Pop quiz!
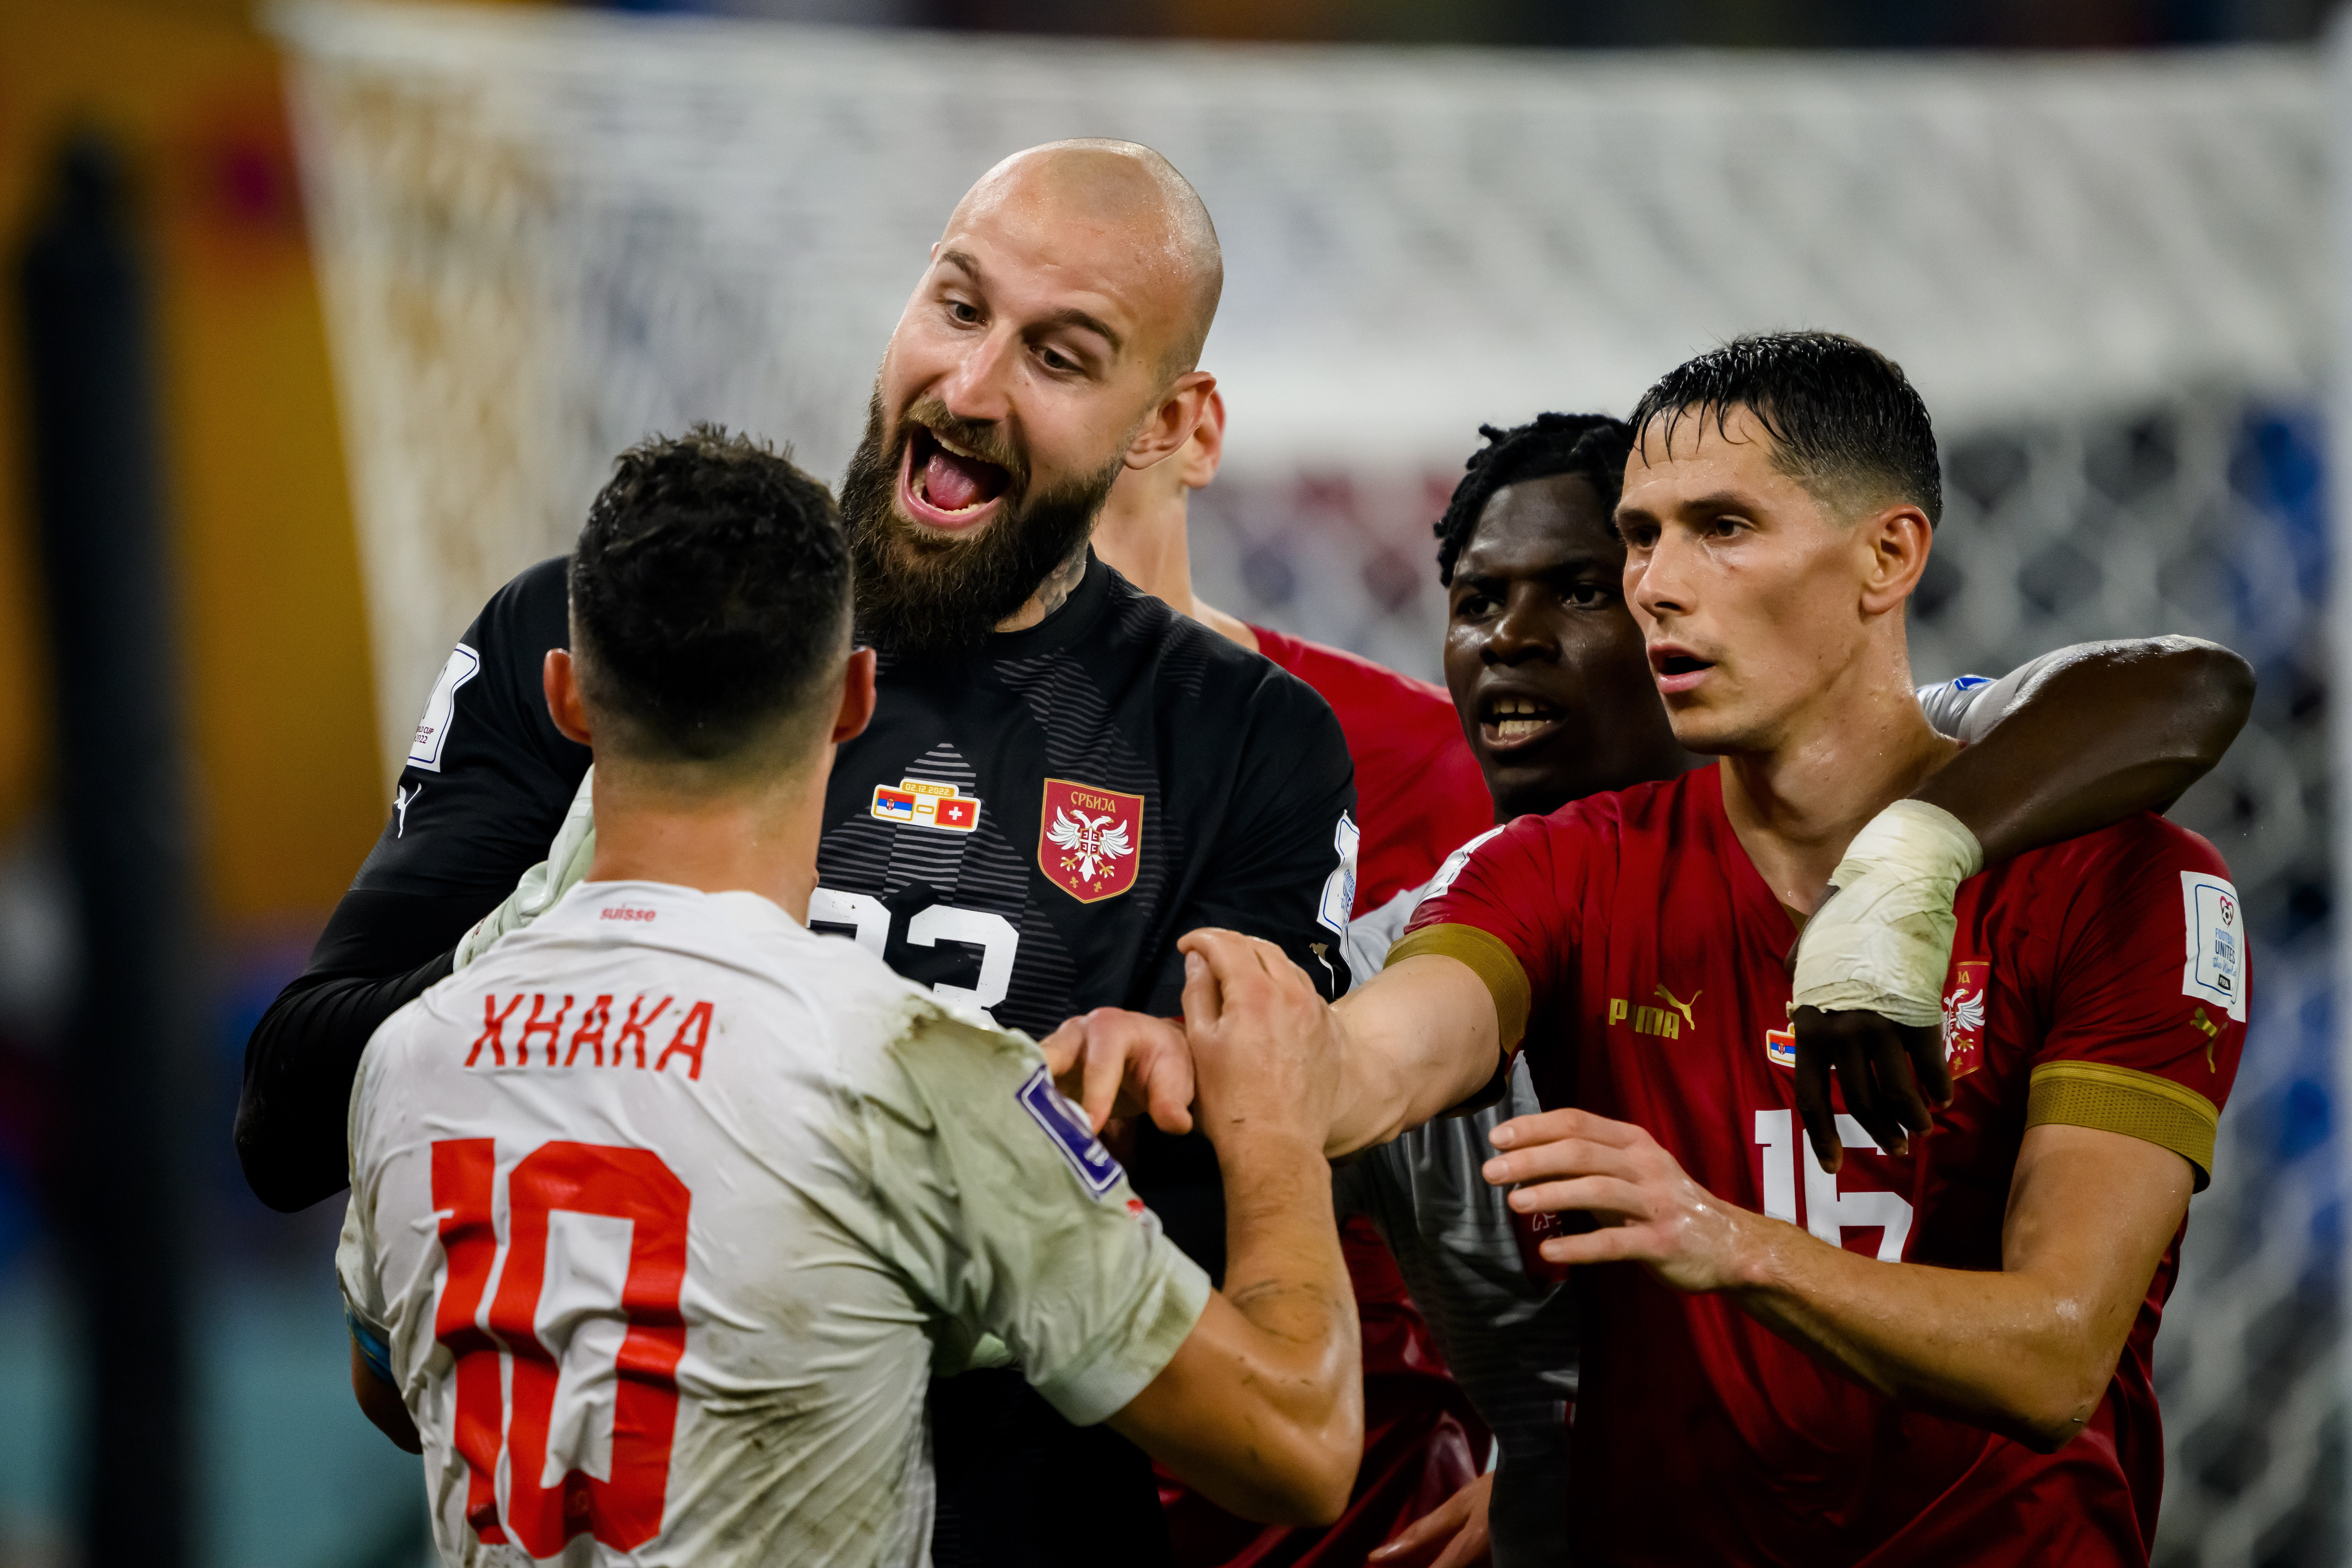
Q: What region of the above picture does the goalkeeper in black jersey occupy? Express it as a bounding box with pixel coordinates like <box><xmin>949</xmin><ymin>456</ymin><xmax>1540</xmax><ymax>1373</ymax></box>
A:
<box><xmin>238</xmin><ymin>141</ymin><xmax>1357</xmax><ymax>1565</ymax></box>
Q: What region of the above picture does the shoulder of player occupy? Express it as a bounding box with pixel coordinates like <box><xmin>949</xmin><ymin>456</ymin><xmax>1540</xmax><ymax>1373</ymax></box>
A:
<box><xmin>1254</xmin><ymin>624</ymin><xmax>1449</xmax><ymax>709</ymax></box>
<box><xmin>1258</xmin><ymin>628</ymin><xmax>1463</xmax><ymax>755</ymax></box>
<box><xmin>1499</xmin><ymin>770</ymin><xmax>1681</xmax><ymax>842</ymax></box>
<box><xmin>1425</xmin><ymin>776</ymin><xmax>1682</xmax><ymax>908</ymax></box>
<box><xmin>1090</xmin><ymin>577</ymin><xmax>1349</xmax><ymax>743</ymax></box>
<box><xmin>471</xmin><ymin>556</ymin><xmax>572</xmax><ymax>657</ymax></box>
<box><xmin>1992</xmin><ymin>809</ymin><xmax>2229</xmax><ymax>892</ymax></box>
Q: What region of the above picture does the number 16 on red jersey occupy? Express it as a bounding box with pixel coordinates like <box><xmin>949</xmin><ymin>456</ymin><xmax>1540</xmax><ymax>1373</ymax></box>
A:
<box><xmin>1754</xmin><ymin>1110</ymin><xmax>1914</xmax><ymax>1261</ymax></box>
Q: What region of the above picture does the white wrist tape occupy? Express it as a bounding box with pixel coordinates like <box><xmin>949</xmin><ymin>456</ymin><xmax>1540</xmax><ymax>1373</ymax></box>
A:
<box><xmin>1790</xmin><ymin>799</ymin><xmax>1984</xmax><ymax>1029</ymax></box>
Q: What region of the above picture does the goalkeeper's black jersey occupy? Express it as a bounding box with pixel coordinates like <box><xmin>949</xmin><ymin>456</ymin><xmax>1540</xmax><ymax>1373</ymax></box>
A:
<box><xmin>236</xmin><ymin>549</ymin><xmax>1357</xmax><ymax>1563</ymax></box>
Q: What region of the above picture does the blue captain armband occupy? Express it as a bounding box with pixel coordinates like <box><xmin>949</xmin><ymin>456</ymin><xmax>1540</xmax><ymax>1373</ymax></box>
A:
<box><xmin>345</xmin><ymin>1301</ymin><xmax>395</xmax><ymax>1387</ymax></box>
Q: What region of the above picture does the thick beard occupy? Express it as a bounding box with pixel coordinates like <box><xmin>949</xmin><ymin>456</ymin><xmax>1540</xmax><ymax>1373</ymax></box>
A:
<box><xmin>840</xmin><ymin>392</ymin><xmax>1120</xmax><ymax>656</ymax></box>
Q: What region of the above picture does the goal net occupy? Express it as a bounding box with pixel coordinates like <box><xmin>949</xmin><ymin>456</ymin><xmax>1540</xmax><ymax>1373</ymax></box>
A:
<box><xmin>277</xmin><ymin>6</ymin><xmax>2336</xmax><ymax>1559</ymax></box>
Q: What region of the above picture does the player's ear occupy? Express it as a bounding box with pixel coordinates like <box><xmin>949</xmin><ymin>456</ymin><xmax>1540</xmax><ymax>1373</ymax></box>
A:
<box><xmin>1178</xmin><ymin>387</ymin><xmax>1226</xmax><ymax>491</ymax></box>
<box><xmin>832</xmin><ymin>647</ymin><xmax>878</xmax><ymax>744</ymax></box>
<box><xmin>1857</xmin><ymin>502</ymin><xmax>1934</xmax><ymax>618</ymax></box>
<box><xmin>1125</xmin><ymin>371</ymin><xmax>1216</xmax><ymax>472</ymax></box>
<box><xmin>544</xmin><ymin>649</ymin><xmax>594</xmax><ymax>747</ymax></box>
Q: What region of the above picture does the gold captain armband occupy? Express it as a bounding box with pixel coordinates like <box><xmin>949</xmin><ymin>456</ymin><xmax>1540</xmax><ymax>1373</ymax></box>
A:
<box><xmin>1385</xmin><ymin>923</ymin><xmax>1531</xmax><ymax>1055</ymax></box>
<box><xmin>2026</xmin><ymin>1061</ymin><xmax>2221</xmax><ymax>1191</ymax></box>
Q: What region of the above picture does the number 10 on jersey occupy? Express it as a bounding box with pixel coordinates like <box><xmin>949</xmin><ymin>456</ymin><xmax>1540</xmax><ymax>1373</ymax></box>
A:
<box><xmin>431</xmin><ymin>1138</ymin><xmax>691</xmax><ymax>1553</ymax></box>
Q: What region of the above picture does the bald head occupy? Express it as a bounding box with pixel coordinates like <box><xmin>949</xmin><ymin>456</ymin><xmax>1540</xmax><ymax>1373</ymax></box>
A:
<box><xmin>948</xmin><ymin>139</ymin><xmax>1223</xmax><ymax>378</ymax></box>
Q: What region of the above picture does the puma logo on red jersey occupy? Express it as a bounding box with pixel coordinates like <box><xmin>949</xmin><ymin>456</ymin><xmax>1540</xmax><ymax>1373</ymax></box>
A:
<box><xmin>1608</xmin><ymin>985</ymin><xmax>1698</xmax><ymax>1040</ymax></box>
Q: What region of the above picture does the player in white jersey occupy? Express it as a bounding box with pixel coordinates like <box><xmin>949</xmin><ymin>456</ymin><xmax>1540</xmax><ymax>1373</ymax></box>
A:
<box><xmin>338</xmin><ymin>427</ymin><xmax>1364</xmax><ymax>1565</ymax></box>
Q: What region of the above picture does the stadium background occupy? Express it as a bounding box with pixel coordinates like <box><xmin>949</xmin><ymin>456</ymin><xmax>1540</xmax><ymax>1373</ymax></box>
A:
<box><xmin>0</xmin><ymin>0</ymin><xmax>2339</xmax><ymax>1564</ymax></box>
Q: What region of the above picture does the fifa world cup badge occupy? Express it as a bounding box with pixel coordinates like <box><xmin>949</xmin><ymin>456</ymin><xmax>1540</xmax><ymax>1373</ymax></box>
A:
<box><xmin>1038</xmin><ymin>778</ymin><xmax>1143</xmax><ymax>903</ymax></box>
<box><xmin>1941</xmin><ymin>958</ymin><xmax>1990</xmax><ymax>1078</ymax></box>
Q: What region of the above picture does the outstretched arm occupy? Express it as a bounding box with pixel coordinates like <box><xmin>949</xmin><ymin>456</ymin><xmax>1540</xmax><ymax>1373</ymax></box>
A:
<box><xmin>1482</xmin><ymin>1112</ymin><xmax>2190</xmax><ymax>1452</ymax></box>
<box><xmin>1326</xmin><ymin>956</ymin><xmax>1506</xmax><ymax>1155</ymax></box>
<box><xmin>1794</xmin><ymin>636</ymin><xmax>2252</xmax><ymax>1167</ymax></box>
<box><xmin>1047</xmin><ymin>938</ymin><xmax>1501</xmax><ymax>1158</ymax></box>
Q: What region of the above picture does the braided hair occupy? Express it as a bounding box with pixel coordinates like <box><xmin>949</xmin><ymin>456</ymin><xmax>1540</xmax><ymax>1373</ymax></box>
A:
<box><xmin>1433</xmin><ymin>413</ymin><xmax>1633</xmax><ymax>586</ymax></box>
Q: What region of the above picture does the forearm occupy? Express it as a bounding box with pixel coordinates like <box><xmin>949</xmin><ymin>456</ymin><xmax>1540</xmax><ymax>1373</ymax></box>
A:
<box><xmin>1226</xmin><ymin>1134</ymin><xmax>1359</xmax><ymax>1381</ymax></box>
<box><xmin>1723</xmin><ymin>1216</ymin><xmax>2116</xmax><ymax>1451</ymax></box>
<box><xmin>1325</xmin><ymin>957</ymin><xmax>1503</xmax><ymax>1157</ymax></box>
<box><xmin>1913</xmin><ymin>636</ymin><xmax>2252</xmax><ymax>863</ymax></box>
<box><xmin>236</xmin><ymin>950</ymin><xmax>451</xmax><ymax>1211</ymax></box>
<box><xmin>1492</xmin><ymin>1116</ymin><xmax>2187</xmax><ymax>1453</ymax></box>
<box><xmin>1113</xmin><ymin>1131</ymin><xmax>1362</xmax><ymax>1522</ymax></box>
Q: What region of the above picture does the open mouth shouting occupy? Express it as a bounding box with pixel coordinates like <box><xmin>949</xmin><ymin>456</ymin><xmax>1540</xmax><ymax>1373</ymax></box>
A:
<box><xmin>899</xmin><ymin>422</ymin><xmax>1013</xmax><ymax>531</ymax></box>
<box><xmin>1648</xmin><ymin>643</ymin><xmax>1718</xmax><ymax>696</ymax></box>
<box><xmin>1480</xmin><ymin>693</ymin><xmax>1565</xmax><ymax>753</ymax></box>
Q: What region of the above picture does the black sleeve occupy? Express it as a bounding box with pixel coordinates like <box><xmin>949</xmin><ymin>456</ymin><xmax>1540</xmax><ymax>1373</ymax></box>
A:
<box><xmin>1145</xmin><ymin>668</ymin><xmax>1358</xmax><ymax>1014</ymax></box>
<box><xmin>235</xmin><ymin>558</ymin><xmax>589</xmax><ymax>1212</ymax></box>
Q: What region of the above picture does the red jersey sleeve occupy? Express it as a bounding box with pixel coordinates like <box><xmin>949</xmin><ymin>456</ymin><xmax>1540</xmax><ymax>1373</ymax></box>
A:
<box><xmin>1387</xmin><ymin>810</ymin><xmax>1588</xmax><ymax>1056</ymax></box>
<box><xmin>2027</xmin><ymin>815</ymin><xmax>2248</xmax><ymax>1189</ymax></box>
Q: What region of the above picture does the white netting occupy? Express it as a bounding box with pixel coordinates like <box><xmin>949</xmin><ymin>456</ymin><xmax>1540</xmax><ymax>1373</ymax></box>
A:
<box><xmin>277</xmin><ymin>7</ymin><xmax>2338</xmax><ymax>1560</ymax></box>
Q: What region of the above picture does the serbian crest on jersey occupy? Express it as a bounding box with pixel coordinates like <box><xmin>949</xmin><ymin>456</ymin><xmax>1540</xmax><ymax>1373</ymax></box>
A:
<box><xmin>1941</xmin><ymin>958</ymin><xmax>1991</xmax><ymax>1079</ymax></box>
<box><xmin>1039</xmin><ymin>778</ymin><xmax>1143</xmax><ymax>903</ymax></box>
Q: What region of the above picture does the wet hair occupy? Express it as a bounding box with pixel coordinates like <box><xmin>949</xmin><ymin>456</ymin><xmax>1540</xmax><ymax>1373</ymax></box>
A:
<box><xmin>1433</xmin><ymin>413</ymin><xmax>1633</xmax><ymax>586</ymax></box>
<box><xmin>1626</xmin><ymin>331</ymin><xmax>1942</xmax><ymax>525</ymax></box>
<box><xmin>569</xmin><ymin>423</ymin><xmax>849</xmax><ymax>765</ymax></box>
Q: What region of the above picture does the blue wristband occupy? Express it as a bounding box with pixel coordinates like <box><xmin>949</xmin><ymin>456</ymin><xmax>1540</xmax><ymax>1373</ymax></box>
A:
<box><xmin>345</xmin><ymin>1301</ymin><xmax>395</xmax><ymax>1388</ymax></box>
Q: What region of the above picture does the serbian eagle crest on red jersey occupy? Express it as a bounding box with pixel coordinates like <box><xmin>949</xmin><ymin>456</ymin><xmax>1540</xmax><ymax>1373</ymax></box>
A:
<box><xmin>1942</xmin><ymin>958</ymin><xmax>1990</xmax><ymax>1079</ymax></box>
<box><xmin>1039</xmin><ymin>779</ymin><xmax>1142</xmax><ymax>903</ymax></box>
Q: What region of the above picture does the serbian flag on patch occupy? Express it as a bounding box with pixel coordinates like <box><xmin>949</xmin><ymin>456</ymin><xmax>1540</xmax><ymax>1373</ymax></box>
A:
<box><xmin>870</xmin><ymin>786</ymin><xmax>916</xmax><ymax>823</ymax></box>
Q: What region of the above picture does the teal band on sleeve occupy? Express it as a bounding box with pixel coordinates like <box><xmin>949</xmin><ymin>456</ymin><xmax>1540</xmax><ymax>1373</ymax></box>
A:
<box><xmin>345</xmin><ymin>1301</ymin><xmax>395</xmax><ymax>1387</ymax></box>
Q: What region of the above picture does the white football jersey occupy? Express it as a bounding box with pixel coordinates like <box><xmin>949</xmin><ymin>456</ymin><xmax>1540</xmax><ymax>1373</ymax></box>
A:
<box><xmin>339</xmin><ymin>880</ymin><xmax>1210</xmax><ymax>1567</ymax></box>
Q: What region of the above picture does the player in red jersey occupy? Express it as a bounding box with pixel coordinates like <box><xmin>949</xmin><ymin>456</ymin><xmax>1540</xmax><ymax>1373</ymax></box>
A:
<box><xmin>1093</xmin><ymin>390</ymin><xmax>1491</xmax><ymax>912</ymax></box>
<box><xmin>1094</xmin><ymin>393</ymin><xmax>1490</xmax><ymax>1565</ymax></box>
<box><xmin>1134</xmin><ymin>334</ymin><xmax>2250</xmax><ymax>1563</ymax></box>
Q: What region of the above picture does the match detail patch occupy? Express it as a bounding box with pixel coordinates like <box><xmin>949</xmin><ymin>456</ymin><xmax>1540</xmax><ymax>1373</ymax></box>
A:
<box><xmin>1764</xmin><ymin>1028</ymin><xmax>1796</xmax><ymax>1070</ymax></box>
<box><xmin>2180</xmin><ymin>872</ymin><xmax>2246</xmax><ymax>1023</ymax></box>
<box><xmin>871</xmin><ymin>777</ymin><xmax>980</xmax><ymax>833</ymax></box>
<box><xmin>408</xmin><ymin>643</ymin><xmax>481</xmax><ymax>773</ymax></box>
<box><xmin>1016</xmin><ymin>1066</ymin><xmax>1123</xmax><ymax>1197</ymax></box>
